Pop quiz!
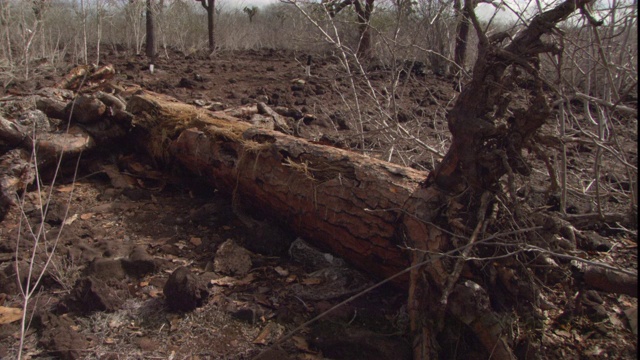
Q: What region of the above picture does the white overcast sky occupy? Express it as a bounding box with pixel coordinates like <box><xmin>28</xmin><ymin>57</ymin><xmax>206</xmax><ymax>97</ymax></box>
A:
<box><xmin>221</xmin><ymin>0</ymin><xmax>279</xmax><ymax>9</ymax></box>
<box><xmin>222</xmin><ymin>0</ymin><xmax>520</xmax><ymax>22</ymax></box>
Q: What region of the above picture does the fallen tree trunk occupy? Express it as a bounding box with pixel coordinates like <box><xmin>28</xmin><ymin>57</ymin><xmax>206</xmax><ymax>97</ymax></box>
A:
<box><xmin>126</xmin><ymin>88</ymin><xmax>520</xmax><ymax>360</ymax></box>
<box><xmin>573</xmin><ymin>261</ymin><xmax>638</xmax><ymax>298</ymax></box>
<box><xmin>127</xmin><ymin>90</ymin><xmax>515</xmax><ymax>359</ymax></box>
<box><xmin>127</xmin><ymin>91</ymin><xmax>435</xmax><ymax>284</ymax></box>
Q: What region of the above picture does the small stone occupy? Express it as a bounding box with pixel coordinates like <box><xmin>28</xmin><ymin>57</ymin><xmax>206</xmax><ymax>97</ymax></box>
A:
<box><xmin>122</xmin><ymin>246</ymin><xmax>156</xmax><ymax>277</ymax></box>
<box><xmin>136</xmin><ymin>337</ymin><xmax>160</xmax><ymax>352</ymax></box>
<box><xmin>213</xmin><ymin>239</ymin><xmax>252</xmax><ymax>276</ymax></box>
<box><xmin>163</xmin><ymin>267</ymin><xmax>209</xmax><ymax>312</ymax></box>
<box><xmin>85</xmin><ymin>258</ymin><xmax>126</xmax><ymax>281</ymax></box>
<box><xmin>625</xmin><ymin>307</ymin><xmax>637</xmax><ymax>335</ymax></box>
<box><xmin>18</xmin><ymin>110</ymin><xmax>50</xmax><ymax>133</ymax></box>
<box><xmin>207</xmin><ymin>102</ymin><xmax>225</xmax><ymax>111</ymax></box>
<box><xmin>178</xmin><ymin>77</ymin><xmax>197</xmax><ymax>89</ymax></box>
<box><xmin>67</xmin><ymin>276</ymin><xmax>126</xmax><ymax>313</ymax></box>
<box><xmin>39</xmin><ymin>313</ymin><xmax>89</xmax><ymax>360</ymax></box>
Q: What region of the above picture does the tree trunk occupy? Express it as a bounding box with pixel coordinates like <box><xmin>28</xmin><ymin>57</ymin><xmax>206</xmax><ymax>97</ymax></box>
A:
<box><xmin>354</xmin><ymin>0</ymin><xmax>374</xmax><ymax>58</ymax></box>
<box><xmin>453</xmin><ymin>0</ymin><xmax>471</xmax><ymax>71</ymax></box>
<box><xmin>145</xmin><ymin>0</ymin><xmax>155</xmax><ymax>62</ymax></box>
<box><xmin>203</xmin><ymin>0</ymin><xmax>216</xmax><ymax>52</ymax></box>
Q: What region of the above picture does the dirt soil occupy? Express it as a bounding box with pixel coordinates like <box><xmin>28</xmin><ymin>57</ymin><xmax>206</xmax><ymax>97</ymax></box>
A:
<box><xmin>0</xmin><ymin>49</ymin><xmax>637</xmax><ymax>359</ymax></box>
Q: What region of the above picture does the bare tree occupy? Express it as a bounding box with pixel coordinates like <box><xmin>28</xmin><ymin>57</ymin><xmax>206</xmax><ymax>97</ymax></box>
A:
<box><xmin>323</xmin><ymin>0</ymin><xmax>375</xmax><ymax>58</ymax></box>
<box><xmin>452</xmin><ymin>0</ymin><xmax>472</xmax><ymax>70</ymax></box>
<box><xmin>197</xmin><ymin>0</ymin><xmax>215</xmax><ymax>52</ymax></box>
<box><xmin>145</xmin><ymin>0</ymin><xmax>155</xmax><ymax>63</ymax></box>
<box><xmin>243</xmin><ymin>6</ymin><xmax>258</xmax><ymax>23</ymax></box>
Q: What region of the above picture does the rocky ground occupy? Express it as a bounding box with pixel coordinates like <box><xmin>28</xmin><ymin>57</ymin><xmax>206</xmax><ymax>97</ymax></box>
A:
<box><xmin>0</xmin><ymin>48</ymin><xmax>636</xmax><ymax>359</ymax></box>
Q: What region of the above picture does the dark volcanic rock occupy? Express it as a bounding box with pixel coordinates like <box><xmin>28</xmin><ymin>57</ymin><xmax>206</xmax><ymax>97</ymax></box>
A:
<box><xmin>39</xmin><ymin>313</ymin><xmax>89</xmax><ymax>360</ymax></box>
<box><xmin>213</xmin><ymin>239</ymin><xmax>252</xmax><ymax>276</ymax></box>
<box><xmin>309</xmin><ymin>324</ymin><xmax>411</xmax><ymax>360</ymax></box>
<box><xmin>85</xmin><ymin>258</ymin><xmax>127</xmax><ymax>280</ymax></box>
<box><xmin>66</xmin><ymin>276</ymin><xmax>127</xmax><ymax>313</ymax></box>
<box><xmin>163</xmin><ymin>266</ymin><xmax>209</xmax><ymax>312</ymax></box>
<box><xmin>122</xmin><ymin>245</ymin><xmax>157</xmax><ymax>277</ymax></box>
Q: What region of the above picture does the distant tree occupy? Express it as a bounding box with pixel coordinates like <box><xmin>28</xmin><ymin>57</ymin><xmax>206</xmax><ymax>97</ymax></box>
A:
<box><xmin>452</xmin><ymin>0</ymin><xmax>473</xmax><ymax>71</ymax></box>
<box><xmin>31</xmin><ymin>0</ymin><xmax>47</xmax><ymax>21</ymax></box>
<box><xmin>196</xmin><ymin>0</ymin><xmax>215</xmax><ymax>51</ymax></box>
<box><xmin>146</xmin><ymin>0</ymin><xmax>155</xmax><ymax>61</ymax></box>
<box><xmin>395</xmin><ymin>0</ymin><xmax>416</xmax><ymax>18</ymax></box>
<box><xmin>323</xmin><ymin>0</ymin><xmax>375</xmax><ymax>58</ymax></box>
<box><xmin>243</xmin><ymin>6</ymin><xmax>258</xmax><ymax>23</ymax></box>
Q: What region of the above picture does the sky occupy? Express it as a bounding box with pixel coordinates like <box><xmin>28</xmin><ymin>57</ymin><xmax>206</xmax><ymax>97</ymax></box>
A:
<box><xmin>221</xmin><ymin>0</ymin><xmax>278</xmax><ymax>9</ymax></box>
<box><xmin>223</xmin><ymin>0</ymin><xmax>520</xmax><ymax>22</ymax></box>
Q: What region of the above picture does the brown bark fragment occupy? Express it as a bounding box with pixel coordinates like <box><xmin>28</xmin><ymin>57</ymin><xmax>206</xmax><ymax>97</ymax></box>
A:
<box><xmin>581</xmin><ymin>264</ymin><xmax>638</xmax><ymax>298</ymax></box>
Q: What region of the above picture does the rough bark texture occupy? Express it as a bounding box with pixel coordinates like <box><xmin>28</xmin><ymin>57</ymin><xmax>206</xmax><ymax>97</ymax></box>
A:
<box><xmin>414</xmin><ymin>0</ymin><xmax>595</xmax><ymax>358</ymax></box>
<box><xmin>323</xmin><ymin>0</ymin><xmax>374</xmax><ymax>58</ymax></box>
<box><xmin>453</xmin><ymin>0</ymin><xmax>471</xmax><ymax>70</ymax></box>
<box><xmin>145</xmin><ymin>0</ymin><xmax>155</xmax><ymax>62</ymax></box>
<box><xmin>574</xmin><ymin>262</ymin><xmax>638</xmax><ymax>298</ymax></box>
<box><xmin>199</xmin><ymin>0</ymin><xmax>216</xmax><ymax>52</ymax></box>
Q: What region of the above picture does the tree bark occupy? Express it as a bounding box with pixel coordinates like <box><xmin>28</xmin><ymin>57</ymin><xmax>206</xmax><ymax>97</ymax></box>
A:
<box><xmin>415</xmin><ymin>0</ymin><xmax>595</xmax><ymax>357</ymax></box>
<box><xmin>453</xmin><ymin>0</ymin><xmax>471</xmax><ymax>71</ymax></box>
<box><xmin>354</xmin><ymin>0</ymin><xmax>374</xmax><ymax>58</ymax></box>
<box><xmin>573</xmin><ymin>261</ymin><xmax>638</xmax><ymax>298</ymax></box>
<box><xmin>145</xmin><ymin>0</ymin><xmax>155</xmax><ymax>62</ymax></box>
<box><xmin>199</xmin><ymin>0</ymin><xmax>216</xmax><ymax>52</ymax></box>
<box><xmin>323</xmin><ymin>0</ymin><xmax>374</xmax><ymax>58</ymax></box>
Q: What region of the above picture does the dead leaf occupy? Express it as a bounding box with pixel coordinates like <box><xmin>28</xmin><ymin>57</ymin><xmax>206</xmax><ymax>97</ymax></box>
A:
<box><xmin>190</xmin><ymin>237</ymin><xmax>202</xmax><ymax>246</ymax></box>
<box><xmin>0</xmin><ymin>306</ymin><xmax>23</xmax><ymax>324</ymax></box>
<box><xmin>139</xmin><ymin>281</ymin><xmax>149</xmax><ymax>287</ymax></box>
<box><xmin>292</xmin><ymin>336</ymin><xmax>311</xmax><ymax>352</ymax></box>
<box><xmin>167</xmin><ymin>314</ymin><xmax>181</xmax><ymax>332</ymax></box>
<box><xmin>210</xmin><ymin>273</ymin><xmax>256</xmax><ymax>287</ymax></box>
<box><xmin>554</xmin><ymin>329</ymin><xmax>571</xmax><ymax>338</ymax></box>
<box><xmin>584</xmin><ymin>346</ymin><xmax>605</xmax><ymax>356</ymax></box>
<box><xmin>274</xmin><ymin>266</ymin><xmax>289</xmax><ymax>276</ymax></box>
<box><xmin>128</xmin><ymin>162</ymin><xmax>146</xmax><ymax>173</ymax></box>
<box><xmin>80</xmin><ymin>213</ymin><xmax>94</xmax><ymax>220</ymax></box>
<box><xmin>302</xmin><ymin>277</ymin><xmax>323</xmax><ymax>285</ymax></box>
<box><xmin>63</xmin><ymin>213</ymin><xmax>78</xmax><ymax>225</ymax></box>
<box><xmin>210</xmin><ymin>276</ymin><xmax>236</xmax><ymax>286</ymax></box>
<box><xmin>57</xmin><ymin>185</ymin><xmax>75</xmax><ymax>193</ymax></box>
<box><xmin>102</xmin><ymin>164</ymin><xmax>137</xmax><ymax>189</ymax></box>
<box><xmin>624</xmin><ymin>307</ymin><xmax>637</xmax><ymax>335</ymax></box>
<box><xmin>253</xmin><ymin>323</ymin><xmax>277</xmax><ymax>345</ymax></box>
